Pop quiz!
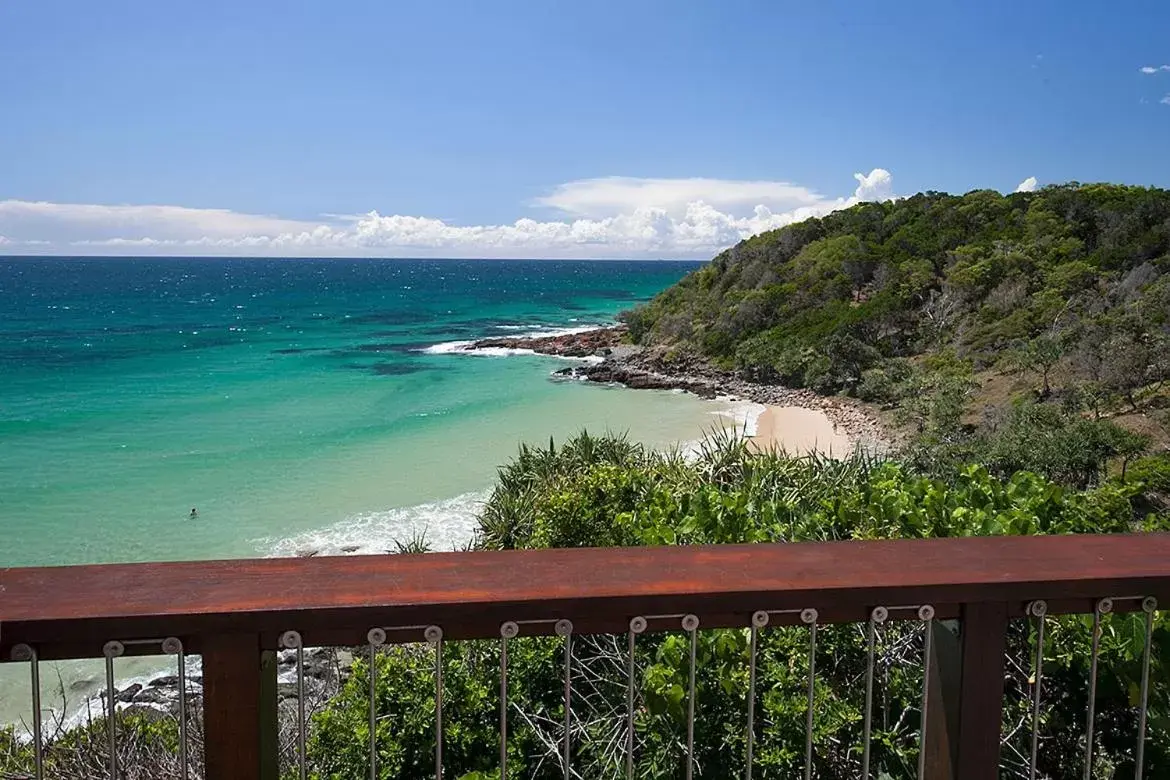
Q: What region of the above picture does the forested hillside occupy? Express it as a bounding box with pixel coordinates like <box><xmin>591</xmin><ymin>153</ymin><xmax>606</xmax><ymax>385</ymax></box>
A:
<box><xmin>625</xmin><ymin>183</ymin><xmax>1170</xmax><ymax>477</ymax></box>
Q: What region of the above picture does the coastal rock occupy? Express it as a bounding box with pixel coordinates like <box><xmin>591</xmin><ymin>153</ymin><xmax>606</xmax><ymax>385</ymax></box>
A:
<box><xmin>470</xmin><ymin>325</ymin><xmax>628</xmax><ymax>358</ymax></box>
<box><xmin>115</xmin><ymin>683</ymin><xmax>143</xmax><ymax>703</ymax></box>
<box><xmin>132</xmin><ymin>687</ymin><xmax>172</xmax><ymax>706</ymax></box>
<box><xmin>510</xmin><ymin>327</ymin><xmax>889</xmax><ymax>448</ymax></box>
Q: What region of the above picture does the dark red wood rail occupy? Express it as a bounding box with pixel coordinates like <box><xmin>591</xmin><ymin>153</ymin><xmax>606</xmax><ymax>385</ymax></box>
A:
<box><xmin>2</xmin><ymin>533</ymin><xmax>1168</xmax><ymax>779</ymax></box>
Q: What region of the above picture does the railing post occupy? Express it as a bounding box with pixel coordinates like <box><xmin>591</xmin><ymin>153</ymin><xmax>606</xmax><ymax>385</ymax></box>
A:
<box><xmin>924</xmin><ymin>602</ymin><xmax>1009</xmax><ymax>780</ymax></box>
<box><xmin>203</xmin><ymin>634</ymin><xmax>279</xmax><ymax>780</ymax></box>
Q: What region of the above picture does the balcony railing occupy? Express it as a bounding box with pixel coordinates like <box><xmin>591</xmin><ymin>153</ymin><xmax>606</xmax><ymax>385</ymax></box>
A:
<box><xmin>1</xmin><ymin>533</ymin><xmax>1167</xmax><ymax>779</ymax></box>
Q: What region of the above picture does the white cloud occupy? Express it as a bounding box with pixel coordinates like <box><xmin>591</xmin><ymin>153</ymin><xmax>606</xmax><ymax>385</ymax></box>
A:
<box><xmin>0</xmin><ymin>200</ymin><xmax>313</xmax><ymax>243</ymax></box>
<box><xmin>1162</xmin><ymin>94</ymin><xmax>1170</xmax><ymax>106</ymax></box>
<box><xmin>1140</xmin><ymin>65</ymin><xmax>1170</xmax><ymax>74</ymax></box>
<box><xmin>1015</xmin><ymin>176</ymin><xmax>1039</xmax><ymax>193</ymax></box>
<box><xmin>0</xmin><ymin>169</ymin><xmax>898</xmax><ymax>259</ymax></box>
<box><xmin>535</xmin><ymin>176</ymin><xmax>828</xmax><ymax>219</ymax></box>
<box><xmin>0</xmin><ymin>235</ymin><xmax>10</xmax><ymax>245</ymax></box>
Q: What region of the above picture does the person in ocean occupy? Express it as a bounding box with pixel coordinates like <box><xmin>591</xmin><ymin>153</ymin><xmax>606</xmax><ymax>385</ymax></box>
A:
<box><xmin>189</xmin><ymin>507</ymin><xmax>198</xmax><ymax>519</ymax></box>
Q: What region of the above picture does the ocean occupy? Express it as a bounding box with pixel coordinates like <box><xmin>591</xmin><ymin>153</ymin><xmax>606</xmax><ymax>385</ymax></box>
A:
<box><xmin>0</xmin><ymin>257</ymin><xmax>755</xmax><ymax>569</ymax></box>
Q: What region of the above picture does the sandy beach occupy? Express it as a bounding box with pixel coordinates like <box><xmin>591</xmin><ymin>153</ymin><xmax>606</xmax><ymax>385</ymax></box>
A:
<box><xmin>749</xmin><ymin>405</ymin><xmax>855</xmax><ymax>456</ymax></box>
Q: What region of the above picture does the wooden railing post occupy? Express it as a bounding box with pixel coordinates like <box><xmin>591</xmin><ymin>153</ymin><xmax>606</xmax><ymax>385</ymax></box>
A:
<box><xmin>924</xmin><ymin>602</ymin><xmax>1010</xmax><ymax>780</ymax></box>
<box><xmin>203</xmin><ymin>634</ymin><xmax>278</xmax><ymax>780</ymax></box>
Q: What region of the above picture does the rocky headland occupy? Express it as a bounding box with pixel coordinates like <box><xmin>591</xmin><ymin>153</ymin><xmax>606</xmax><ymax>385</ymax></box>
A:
<box><xmin>468</xmin><ymin>326</ymin><xmax>889</xmax><ymax>449</ymax></box>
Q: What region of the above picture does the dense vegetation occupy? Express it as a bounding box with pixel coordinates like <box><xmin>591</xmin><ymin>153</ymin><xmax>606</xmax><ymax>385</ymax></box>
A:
<box><xmin>624</xmin><ymin>183</ymin><xmax>1170</xmax><ymax>472</ymax></box>
<box><xmin>304</xmin><ymin>433</ymin><xmax>1170</xmax><ymax>780</ymax></box>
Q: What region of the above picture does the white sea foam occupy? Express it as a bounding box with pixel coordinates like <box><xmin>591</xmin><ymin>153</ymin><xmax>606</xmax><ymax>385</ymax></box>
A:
<box><xmin>672</xmin><ymin>398</ymin><xmax>765</xmax><ymax>461</ymax></box>
<box><xmin>255</xmin><ymin>491</ymin><xmax>488</xmax><ymax>558</ymax></box>
<box><xmin>513</xmin><ymin>324</ymin><xmax>605</xmax><ymax>338</ymax></box>
<box><xmin>710</xmin><ymin>397</ymin><xmax>766</xmax><ymax>437</ymax></box>
<box><xmin>420</xmin><ymin>339</ymin><xmax>476</xmax><ymax>354</ymax></box>
<box><xmin>420</xmin><ymin>329</ymin><xmax>607</xmax><ymax>363</ymax></box>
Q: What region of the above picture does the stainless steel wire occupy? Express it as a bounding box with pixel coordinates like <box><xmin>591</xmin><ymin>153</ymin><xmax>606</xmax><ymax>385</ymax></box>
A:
<box><xmin>746</xmin><ymin>611</ymin><xmax>767</xmax><ymax>780</ymax></box>
<box><xmin>281</xmin><ymin>631</ymin><xmax>307</xmax><ymax>780</ymax></box>
<box><xmin>1083</xmin><ymin>598</ymin><xmax>1111</xmax><ymax>780</ymax></box>
<box><xmin>916</xmin><ymin>606</ymin><xmax>935</xmax><ymax>780</ymax></box>
<box><xmin>1135</xmin><ymin>596</ymin><xmax>1157</xmax><ymax>778</ymax></box>
<box><xmin>367</xmin><ymin>628</ymin><xmax>387</xmax><ymax>780</ymax></box>
<box><xmin>861</xmin><ymin>607</ymin><xmax>887</xmax><ymax>780</ymax></box>
<box><xmin>103</xmin><ymin>640</ymin><xmax>124</xmax><ymax>780</ymax></box>
<box><xmin>556</xmin><ymin>619</ymin><xmax>573</xmax><ymax>780</ymax></box>
<box><xmin>1028</xmin><ymin>600</ymin><xmax>1048</xmax><ymax>780</ymax></box>
<box><xmin>162</xmin><ymin>637</ymin><xmax>189</xmax><ymax>780</ymax></box>
<box><xmin>11</xmin><ymin>644</ymin><xmax>43</xmax><ymax>780</ymax></box>
<box><xmin>683</xmin><ymin>614</ymin><xmax>699</xmax><ymax>780</ymax></box>
<box><xmin>801</xmin><ymin>608</ymin><xmax>819</xmax><ymax>780</ymax></box>
<box><xmin>426</xmin><ymin>625</ymin><xmax>444</xmax><ymax>780</ymax></box>
<box><xmin>627</xmin><ymin>616</ymin><xmax>646</xmax><ymax>779</ymax></box>
<box><xmin>500</xmin><ymin>621</ymin><xmax>518</xmax><ymax>780</ymax></box>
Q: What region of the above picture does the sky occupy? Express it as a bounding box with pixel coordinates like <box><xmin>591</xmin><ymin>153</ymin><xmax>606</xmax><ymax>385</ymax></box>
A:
<box><xmin>1</xmin><ymin>0</ymin><xmax>1168</xmax><ymax>259</ymax></box>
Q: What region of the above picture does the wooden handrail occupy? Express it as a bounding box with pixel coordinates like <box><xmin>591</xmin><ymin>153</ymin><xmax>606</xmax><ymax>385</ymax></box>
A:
<box><xmin>2</xmin><ymin>533</ymin><xmax>1168</xmax><ymax>659</ymax></box>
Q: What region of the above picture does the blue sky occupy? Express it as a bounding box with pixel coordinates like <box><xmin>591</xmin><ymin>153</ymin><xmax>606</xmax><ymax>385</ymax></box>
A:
<box><xmin>1</xmin><ymin>0</ymin><xmax>1168</xmax><ymax>257</ymax></box>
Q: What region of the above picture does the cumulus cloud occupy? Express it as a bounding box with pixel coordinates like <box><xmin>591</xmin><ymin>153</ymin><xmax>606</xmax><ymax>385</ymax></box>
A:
<box><xmin>0</xmin><ymin>200</ymin><xmax>313</xmax><ymax>243</ymax></box>
<box><xmin>0</xmin><ymin>169</ymin><xmax>898</xmax><ymax>259</ymax></box>
<box><xmin>1140</xmin><ymin>65</ymin><xmax>1170</xmax><ymax>74</ymax></box>
<box><xmin>1162</xmin><ymin>94</ymin><xmax>1170</xmax><ymax>106</ymax></box>
<box><xmin>1015</xmin><ymin>176</ymin><xmax>1039</xmax><ymax>193</ymax></box>
<box><xmin>535</xmin><ymin>176</ymin><xmax>828</xmax><ymax>219</ymax></box>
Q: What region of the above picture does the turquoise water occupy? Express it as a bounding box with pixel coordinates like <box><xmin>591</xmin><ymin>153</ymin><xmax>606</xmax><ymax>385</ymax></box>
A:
<box><xmin>0</xmin><ymin>257</ymin><xmax>725</xmax><ymax>569</ymax></box>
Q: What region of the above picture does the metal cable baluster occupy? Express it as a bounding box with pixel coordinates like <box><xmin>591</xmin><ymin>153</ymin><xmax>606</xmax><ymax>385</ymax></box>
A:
<box><xmin>916</xmin><ymin>606</ymin><xmax>936</xmax><ymax>780</ymax></box>
<box><xmin>103</xmin><ymin>640</ymin><xmax>124</xmax><ymax>780</ymax></box>
<box><xmin>627</xmin><ymin>617</ymin><xmax>646</xmax><ymax>780</ymax></box>
<box><xmin>1027</xmin><ymin>600</ymin><xmax>1048</xmax><ymax>780</ymax></box>
<box><xmin>162</xmin><ymin>638</ymin><xmax>189</xmax><ymax>780</ymax></box>
<box><xmin>1083</xmin><ymin>599</ymin><xmax>1111</xmax><ymax>779</ymax></box>
<box><xmin>500</xmin><ymin>622</ymin><xmax>519</xmax><ymax>780</ymax></box>
<box><xmin>801</xmin><ymin>609</ymin><xmax>819</xmax><ymax>780</ymax></box>
<box><xmin>367</xmin><ymin>628</ymin><xmax>387</xmax><ymax>780</ymax></box>
<box><xmin>746</xmin><ymin>611</ymin><xmax>768</xmax><ymax>780</ymax></box>
<box><xmin>683</xmin><ymin>614</ymin><xmax>700</xmax><ymax>780</ymax></box>
<box><xmin>1135</xmin><ymin>597</ymin><xmax>1158</xmax><ymax>778</ymax></box>
<box><xmin>11</xmin><ymin>645</ymin><xmax>43</xmax><ymax>780</ymax></box>
<box><xmin>556</xmin><ymin>619</ymin><xmax>574</xmax><ymax>780</ymax></box>
<box><xmin>861</xmin><ymin>607</ymin><xmax>887</xmax><ymax>780</ymax></box>
<box><xmin>281</xmin><ymin>631</ymin><xmax>307</xmax><ymax>780</ymax></box>
<box><xmin>426</xmin><ymin>626</ymin><xmax>444</xmax><ymax>780</ymax></box>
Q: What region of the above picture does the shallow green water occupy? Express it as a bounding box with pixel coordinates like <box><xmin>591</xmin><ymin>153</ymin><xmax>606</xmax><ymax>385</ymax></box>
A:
<box><xmin>0</xmin><ymin>257</ymin><xmax>726</xmax><ymax>566</ymax></box>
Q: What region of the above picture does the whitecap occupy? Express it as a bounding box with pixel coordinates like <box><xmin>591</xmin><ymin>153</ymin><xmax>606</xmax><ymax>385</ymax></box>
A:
<box><xmin>420</xmin><ymin>340</ymin><xmax>476</xmax><ymax>354</ymax></box>
<box><xmin>253</xmin><ymin>491</ymin><xmax>488</xmax><ymax>558</ymax></box>
<box><xmin>514</xmin><ymin>324</ymin><xmax>608</xmax><ymax>339</ymax></box>
<box><xmin>419</xmin><ymin>341</ymin><xmax>605</xmax><ymax>363</ymax></box>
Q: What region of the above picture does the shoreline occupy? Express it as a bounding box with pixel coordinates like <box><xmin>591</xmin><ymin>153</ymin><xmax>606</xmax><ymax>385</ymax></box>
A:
<box><xmin>470</xmin><ymin>326</ymin><xmax>890</xmax><ymax>453</ymax></box>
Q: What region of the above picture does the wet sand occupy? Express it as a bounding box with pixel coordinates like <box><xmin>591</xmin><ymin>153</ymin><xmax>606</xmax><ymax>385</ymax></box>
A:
<box><xmin>749</xmin><ymin>405</ymin><xmax>854</xmax><ymax>456</ymax></box>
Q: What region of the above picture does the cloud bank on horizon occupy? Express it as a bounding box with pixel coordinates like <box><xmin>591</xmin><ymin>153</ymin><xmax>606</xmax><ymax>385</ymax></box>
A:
<box><xmin>0</xmin><ymin>169</ymin><xmax>901</xmax><ymax>259</ymax></box>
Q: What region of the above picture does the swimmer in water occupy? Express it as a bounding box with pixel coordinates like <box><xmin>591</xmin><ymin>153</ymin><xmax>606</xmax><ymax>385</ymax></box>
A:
<box><xmin>189</xmin><ymin>507</ymin><xmax>198</xmax><ymax>519</ymax></box>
